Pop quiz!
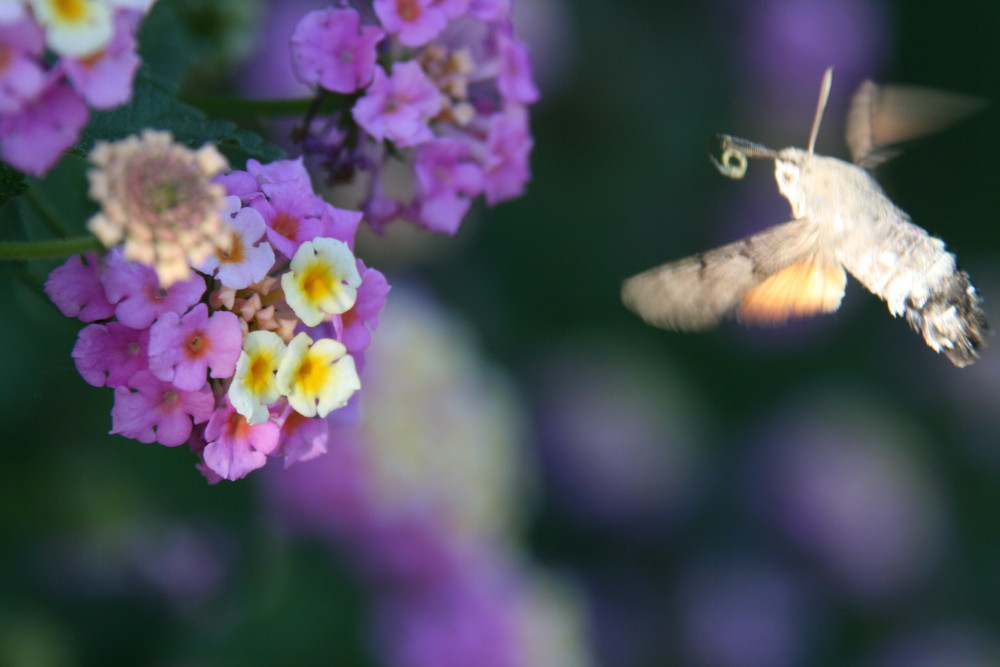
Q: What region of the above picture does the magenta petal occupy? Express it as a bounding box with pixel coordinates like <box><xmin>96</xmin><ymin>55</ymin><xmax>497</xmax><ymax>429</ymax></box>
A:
<box><xmin>202</xmin><ymin>405</ymin><xmax>281</xmax><ymax>480</ymax></box>
<box><xmin>291</xmin><ymin>7</ymin><xmax>384</xmax><ymax>93</ymax></box>
<box><xmin>105</xmin><ymin>254</ymin><xmax>206</xmax><ymax>330</ymax></box>
<box><xmin>154</xmin><ymin>409</ymin><xmax>198</xmax><ymax>447</ymax></box>
<box><xmin>73</xmin><ymin>321</ymin><xmax>148</xmax><ymax>388</ymax></box>
<box><xmin>204</xmin><ymin>310</ymin><xmax>242</xmax><ymax>379</ymax></box>
<box><xmin>111</xmin><ymin>370</ymin><xmax>214</xmax><ymax>447</ymax></box>
<box><xmin>0</xmin><ymin>76</ymin><xmax>88</xmax><ymax>176</ymax></box>
<box><xmin>44</xmin><ymin>253</ymin><xmax>115</xmax><ymax>322</ymax></box>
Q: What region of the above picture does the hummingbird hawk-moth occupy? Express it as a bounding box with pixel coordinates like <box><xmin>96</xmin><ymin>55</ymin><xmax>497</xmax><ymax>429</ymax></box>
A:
<box><xmin>621</xmin><ymin>68</ymin><xmax>989</xmax><ymax>367</ymax></box>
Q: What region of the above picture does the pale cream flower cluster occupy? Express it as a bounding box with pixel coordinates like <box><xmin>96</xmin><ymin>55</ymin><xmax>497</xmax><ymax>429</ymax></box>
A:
<box><xmin>87</xmin><ymin>129</ymin><xmax>231</xmax><ymax>287</ymax></box>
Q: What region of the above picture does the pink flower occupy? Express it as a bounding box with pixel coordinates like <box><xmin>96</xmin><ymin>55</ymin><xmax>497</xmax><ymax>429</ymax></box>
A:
<box><xmin>291</xmin><ymin>7</ymin><xmax>384</xmax><ymax>94</ymax></box>
<box><xmin>148</xmin><ymin>303</ymin><xmax>242</xmax><ymax>392</ymax></box>
<box><xmin>352</xmin><ymin>61</ymin><xmax>442</xmax><ymax>148</ymax></box>
<box><xmin>202</xmin><ymin>400</ymin><xmax>280</xmax><ymax>481</ymax></box>
<box><xmin>215</xmin><ymin>169</ymin><xmax>261</xmax><ymax>204</ymax></box>
<box><xmin>0</xmin><ymin>18</ymin><xmax>46</xmax><ymax>113</ymax></box>
<box><xmin>101</xmin><ymin>251</ymin><xmax>206</xmax><ymax>330</ymax></box>
<box><xmin>0</xmin><ymin>74</ymin><xmax>88</xmax><ymax>176</ymax></box>
<box><xmin>374</xmin><ymin>0</ymin><xmax>452</xmax><ymax>48</ymax></box>
<box><xmin>73</xmin><ymin>321</ymin><xmax>149</xmax><ymax>388</ymax></box>
<box><xmin>111</xmin><ymin>370</ymin><xmax>215</xmax><ymax>447</ymax></box>
<box><xmin>277</xmin><ymin>409</ymin><xmax>329</xmax><ymax>468</ymax></box>
<box><xmin>340</xmin><ymin>261</ymin><xmax>390</xmax><ymax>357</ymax></box>
<box><xmin>412</xmin><ymin>138</ymin><xmax>484</xmax><ymax>234</ymax></box>
<box><xmin>482</xmin><ymin>105</ymin><xmax>532</xmax><ymax>205</ymax></box>
<box><xmin>468</xmin><ymin>0</ymin><xmax>511</xmax><ymax>23</ymax></box>
<box><xmin>496</xmin><ymin>29</ymin><xmax>539</xmax><ymax>105</ymax></box>
<box><xmin>246</xmin><ymin>156</ymin><xmax>313</xmax><ymax>191</ymax></box>
<box><xmin>200</xmin><ymin>196</ymin><xmax>275</xmax><ymax>289</ymax></box>
<box><xmin>250</xmin><ymin>181</ymin><xmax>327</xmax><ymax>259</ymax></box>
<box><xmin>44</xmin><ymin>253</ymin><xmax>115</xmax><ymax>322</ymax></box>
<box><xmin>61</xmin><ymin>11</ymin><xmax>141</xmax><ymax>110</ymax></box>
<box><xmin>318</xmin><ymin>202</ymin><xmax>364</xmax><ymax>251</ymax></box>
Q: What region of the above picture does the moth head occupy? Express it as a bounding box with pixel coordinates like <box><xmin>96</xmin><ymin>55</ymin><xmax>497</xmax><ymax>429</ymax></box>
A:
<box><xmin>775</xmin><ymin>148</ymin><xmax>808</xmax><ymax>218</ymax></box>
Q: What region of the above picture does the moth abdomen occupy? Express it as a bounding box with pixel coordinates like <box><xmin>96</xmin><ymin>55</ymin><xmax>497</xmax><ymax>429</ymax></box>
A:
<box><xmin>902</xmin><ymin>270</ymin><xmax>989</xmax><ymax>367</ymax></box>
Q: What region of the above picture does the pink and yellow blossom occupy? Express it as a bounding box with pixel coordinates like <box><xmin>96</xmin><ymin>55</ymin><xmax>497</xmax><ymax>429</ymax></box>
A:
<box><xmin>228</xmin><ymin>330</ymin><xmax>287</xmax><ymax>425</ymax></box>
<box><xmin>281</xmin><ymin>237</ymin><xmax>362</xmax><ymax>327</ymax></box>
<box><xmin>276</xmin><ymin>332</ymin><xmax>360</xmax><ymax>419</ymax></box>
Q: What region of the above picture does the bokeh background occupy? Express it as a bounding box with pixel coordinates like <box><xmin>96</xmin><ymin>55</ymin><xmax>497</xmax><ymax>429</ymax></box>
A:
<box><xmin>4</xmin><ymin>0</ymin><xmax>1000</xmax><ymax>665</ymax></box>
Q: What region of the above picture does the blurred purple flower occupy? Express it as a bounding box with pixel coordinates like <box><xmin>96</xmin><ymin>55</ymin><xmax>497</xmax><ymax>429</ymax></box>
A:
<box><xmin>725</xmin><ymin>0</ymin><xmax>893</xmax><ymax>125</ymax></box>
<box><xmin>677</xmin><ymin>557</ymin><xmax>820</xmax><ymax>667</ymax></box>
<box><xmin>352</xmin><ymin>61</ymin><xmax>443</xmax><ymax>148</ymax></box>
<box><xmin>0</xmin><ymin>18</ymin><xmax>46</xmax><ymax>113</ymax></box>
<box><xmin>61</xmin><ymin>11</ymin><xmax>141</xmax><ymax>110</ymax></box>
<box><xmin>291</xmin><ymin>7</ymin><xmax>384</xmax><ymax>94</ymax></box>
<box><xmin>871</xmin><ymin>622</ymin><xmax>1000</xmax><ymax>667</ymax></box>
<box><xmin>531</xmin><ymin>340</ymin><xmax>706</xmax><ymax>535</ymax></box>
<box><xmin>746</xmin><ymin>390</ymin><xmax>950</xmax><ymax>605</ymax></box>
<box><xmin>0</xmin><ymin>74</ymin><xmax>87</xmax><ymax>176</ymax></box>
<box><xmin>411</xmin><ymin>137</ymin><xmax>484</xmax><ymax>234</ymax></box>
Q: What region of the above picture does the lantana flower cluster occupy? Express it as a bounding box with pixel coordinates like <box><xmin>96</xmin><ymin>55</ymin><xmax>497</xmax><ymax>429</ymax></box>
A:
<box><xmin>289</xmin><ymin>0</ymin><xmax>540</xmax><ymax>235</ymax></box>
<box><xmin>0</xmin><ymin>0</ymin><xmax>157</xmax><ymax>176</ymax></box>
<box><xmin>44</xmin><ymin>131</ymin><xmax>389</xmax><ymax>482</ymax></box>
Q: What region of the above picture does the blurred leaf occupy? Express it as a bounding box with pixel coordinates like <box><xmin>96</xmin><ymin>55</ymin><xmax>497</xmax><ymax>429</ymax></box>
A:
<box><xmin>81</xmin><ymin>68</ymin><xmax>284</xmax><ymax>167</ymax></box>
<box><xmin>0</xmin><ymin>164</ymin><xmax>27</xmax><ymax>210</ymax></box>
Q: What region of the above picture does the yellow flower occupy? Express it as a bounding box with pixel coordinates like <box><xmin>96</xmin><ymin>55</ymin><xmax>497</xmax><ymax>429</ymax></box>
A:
<box><xmin>228</xmin><ymin>331</ymin><xmax>287</xmax><ymax>425</ymax></box>
<box><xmin>281</xmin><ymin>238</ymin><xmax>362</xmax><ymax>327</ymax></box>
<box><xmin>276</xmin><ymin>332</ymin><xmax>360</xmax><ymax>418</ymax></box>
<box><xmin>29</xmin><ymin>0</ymin><xmax>113</xmax><ymax>58</ymax></box>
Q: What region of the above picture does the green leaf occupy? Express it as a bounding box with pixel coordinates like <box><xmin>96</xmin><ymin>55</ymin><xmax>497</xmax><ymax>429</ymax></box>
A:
<box><xmin>0</xmin><ymin>163</ymin><xmax>28</xmax><ymax>210</ymax></box>
<box><xmin>80</xmin><ymin>68</ymin><xmax>284</xmax><ymax>168</ymax></box>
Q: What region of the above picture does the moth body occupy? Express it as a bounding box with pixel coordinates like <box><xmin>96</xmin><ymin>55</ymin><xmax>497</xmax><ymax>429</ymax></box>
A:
<box><xmin>621</xmin><ymin>69</ymin><xmax>989</xmax><ymax>366</ymax></box>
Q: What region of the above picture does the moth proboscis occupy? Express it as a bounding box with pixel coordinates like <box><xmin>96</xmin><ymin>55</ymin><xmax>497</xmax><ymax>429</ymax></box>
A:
<box><xmin>621</xmin><ymin>68</ymin><xmax>989</xmax><ymax>367</ymax></box>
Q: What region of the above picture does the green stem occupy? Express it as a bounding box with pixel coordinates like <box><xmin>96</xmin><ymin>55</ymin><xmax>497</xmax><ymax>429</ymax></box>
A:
<box><xmin>0</xmin><ymin>236</ymin><xmax>103</xmax><ymax>260</ymax></box>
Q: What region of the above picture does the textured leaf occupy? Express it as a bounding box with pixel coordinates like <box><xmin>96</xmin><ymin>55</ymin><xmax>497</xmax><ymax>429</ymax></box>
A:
<box><xmin>80</xmin><ymin>68</ymin><xmax>284</xmax><ymax>168</ymax></box>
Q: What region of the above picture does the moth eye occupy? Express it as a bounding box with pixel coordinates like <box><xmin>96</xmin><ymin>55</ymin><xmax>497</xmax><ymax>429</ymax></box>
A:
<box><xmin>777</xmin><ymin>163</ymin><xmax>799</xmax><ymax>188</ymax></box>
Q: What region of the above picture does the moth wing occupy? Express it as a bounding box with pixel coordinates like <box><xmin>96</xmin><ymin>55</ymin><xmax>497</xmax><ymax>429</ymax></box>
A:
<box><xmin>839</xmin><ymin>216</ymin><xmax>989</xmax><ymax>367</ymax></box>
<box><xmin>846</xmin><ymin>79</ymin><xmax>986</xmax><ymax>169</ymax></box>
<box><xmin>622</xmin><ymin>220</ymin><xmax>845</xmax><ymax>330</ymax></box>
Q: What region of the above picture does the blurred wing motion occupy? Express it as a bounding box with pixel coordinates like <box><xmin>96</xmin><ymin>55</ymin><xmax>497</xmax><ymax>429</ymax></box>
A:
<box><xmin>846</xmin><ymin>79</ymin><xmax>987</xmax><ymax>168</ymax></box>
<box><xmin>621</xmin><ymin>221</ymin><xmax>846</xmax><ymax>330</ymax></box>
<box><xmin>839</xmin><ymin>216</ymin><xmax>989</xmax><ymax>367</ymax></box>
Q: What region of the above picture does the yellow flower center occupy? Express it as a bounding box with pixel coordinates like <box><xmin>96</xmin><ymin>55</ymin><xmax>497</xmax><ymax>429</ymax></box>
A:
<box><xmin>53</xmin><ymin>0</ymin><xmax>87</xmax><ymax>22</ymax></box>
<box><xmin>296</xmin><ymin>355</ymin><xmax>330</xmax><ymax>397</ymax></box>
<box><xmin>302</xmin><ymin>266</ymin><xmax>334</xmax><ymax>302</ymax></box>
<box><xmin>220</xmin><ymin>230</ymin><xmax>245</xmax><ymax>264</ymax></box>
<box><xmin>249</xmin><ymin>354</ymin><xmax>274</xmax><ymax>393</ymax></box>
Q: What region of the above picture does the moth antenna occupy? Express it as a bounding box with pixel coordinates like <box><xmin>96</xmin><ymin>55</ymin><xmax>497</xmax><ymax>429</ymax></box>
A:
<box><xmin>807</xmin><ymin>67</ymin><xmax>834</xmax><ymax>154</ymax></box>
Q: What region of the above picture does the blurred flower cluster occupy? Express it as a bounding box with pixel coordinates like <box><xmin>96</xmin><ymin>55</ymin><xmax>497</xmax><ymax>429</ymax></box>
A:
<box><xmin>268</xmin><ymin>288</ymin><xmax>595</xmax><ymax>667</ymax></box>
<box><xmin>289</xmin><ymin>0</ymin><xmax>540</xmax><ymax>234</ymax></box>
<box><xmin>45</xmin><ymin>131</ymin><xmax>389</xmax><ymax>481</ymax></box>
<box><xmin>0</xmin><ymin>0</ymin><xmax>157</xmax><ymax>176</ymax></box>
